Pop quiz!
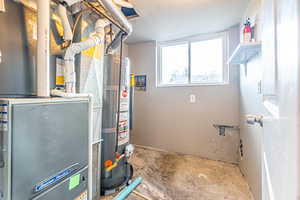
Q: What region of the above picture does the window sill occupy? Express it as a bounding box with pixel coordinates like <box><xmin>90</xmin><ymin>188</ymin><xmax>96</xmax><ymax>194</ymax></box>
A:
<box><xmin>156</xmin><ymin>82</ymin><xmax>229</xmax><ymax>88</ymax></box>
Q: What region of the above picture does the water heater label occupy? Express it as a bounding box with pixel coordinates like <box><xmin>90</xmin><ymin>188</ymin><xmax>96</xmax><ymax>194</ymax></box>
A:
<box><xmin>118</xmin><ymin>112</ymin><xmax>129</xmax><ymax>146</ymax></box>
<box><xmin>120</xmin><ymin>88</ymin><xmax>129</xmax><ymax>112</ymax></box>
<box><xmin>0</xmin><ymin>105</ymin><xmax>7</xmax><ymax>112</ymax></box>
<box><xmin>0</xmin><ymin>104</ymin><xmax>8</xmax><ymax>131</ymax></box>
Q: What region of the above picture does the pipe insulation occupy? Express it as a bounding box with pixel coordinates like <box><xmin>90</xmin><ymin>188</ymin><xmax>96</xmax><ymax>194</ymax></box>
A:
<box><xmin>57</xmin><ymin>4</ymin><xmax>73</xmax><ymax>41</ymax></box>
<box><xmin>37</xmin><ymin>0</ymin><xmax>51</xmax><ymax>97</ymax></box>
<box><xmin>63</xmin><ymin>19</ymin><xmax>108</xmax><ymax>94</ymax></box>
<box><xmin>98</xmin><ymin>0</ymin><xmax>132</xmax><ymax>36</ymax></box>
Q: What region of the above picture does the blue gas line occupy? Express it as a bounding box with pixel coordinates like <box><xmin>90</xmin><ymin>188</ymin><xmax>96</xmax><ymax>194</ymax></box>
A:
<box><xmin>113</xmin><ymin>177</ymin><xmax>143</xmax><ymax>200</ymax></box>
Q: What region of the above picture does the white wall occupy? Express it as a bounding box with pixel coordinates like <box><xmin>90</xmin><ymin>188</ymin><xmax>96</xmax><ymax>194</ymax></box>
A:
<box><xmin>239</xmin><ymin>0</ymin><xmax>263</xmax><ymax>200</ymax></box>
<box><xmin>128</xmin><ymin>27</ymin><xmax>241</xmax><ymax>163</ymax></box>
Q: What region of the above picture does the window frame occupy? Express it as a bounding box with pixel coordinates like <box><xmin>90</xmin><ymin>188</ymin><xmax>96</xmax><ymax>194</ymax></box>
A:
<box><xmin>157</xmin><ymin>32</ymin><xmax>229</xmax><ymax>87</ymax></box>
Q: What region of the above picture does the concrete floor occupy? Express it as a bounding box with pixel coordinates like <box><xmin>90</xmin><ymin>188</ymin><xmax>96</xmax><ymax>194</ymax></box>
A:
<box><xmin>103</xmin><ymin>146</ymin><xmax>254</xmax><ymax>200</ymax></box>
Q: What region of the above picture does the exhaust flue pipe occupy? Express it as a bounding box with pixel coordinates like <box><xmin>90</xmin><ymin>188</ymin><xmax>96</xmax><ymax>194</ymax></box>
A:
<box><xmin>37</xmin><ymin>0</ymin><xmax>50</xmax><ymax>97</ymax></box>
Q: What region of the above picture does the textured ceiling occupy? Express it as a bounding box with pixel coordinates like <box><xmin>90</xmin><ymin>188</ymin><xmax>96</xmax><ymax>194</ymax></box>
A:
<box><xmin>126</xmin><ymin>0</ymin><xmax>249</xmax><ymax>43</ymax></box>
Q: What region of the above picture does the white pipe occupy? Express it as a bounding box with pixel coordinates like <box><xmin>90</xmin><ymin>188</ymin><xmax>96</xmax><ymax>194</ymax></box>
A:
<box><xmin>37</xmin><ymin>0</ymin><xmax>50</xmax><ymax>97</ymax></box>
<box><xmin>51</xmin><ymin>89</ymin><xmax>91</xmax><ymax>98</ymax></box>
<box><xmin>99</xmin><ymin>0</ymin><xmax>133</xmax><ymax>35</ymax></box>
<box><xmin>0</xmin><ymin>0</ymin><xmax>6</xmax><ymax>12</ymax></box>
<box><xmin>113</xmin><ymin>0</ymin><xmax>133</xmax><ymax>8</ymax></box>
<box><xmin>62</xmin><ymin>19</ymin><xmax>108</xmax><ymax>94</ymax></box>
<box><xmin>58</xmin><ymin>4</ymin><xmax>73</xmax><ymax>41</ymax></box>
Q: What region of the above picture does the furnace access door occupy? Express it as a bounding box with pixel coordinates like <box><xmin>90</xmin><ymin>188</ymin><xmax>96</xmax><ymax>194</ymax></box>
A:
<box><xmin>0</xmin><ymin>98</ymin><xmax>90</xmax><ymax>200</ymax></box>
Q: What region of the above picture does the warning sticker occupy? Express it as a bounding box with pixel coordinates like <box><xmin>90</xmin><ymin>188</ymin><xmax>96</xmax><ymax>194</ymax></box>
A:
<box><xmin>118</xmin><ymin>132</ymin><xmax>129</xmax><ymax>146</ymax></box>
<box><xmin>0</xmin><ymin>104</ymin><xmax>8</xmax><ymax>131</ymax></box>
<box><xmin>120</xmin><ymin>88</ymin><xmax>129</xmax><ymax>112</ymax></box>
<box><xmin>118</xmin><ymin>117</ymin><xmax>129</xmax><ymax>146</ymax></box>
<box><xmin>56</xmin><ymin>58</ymin><xmax>65</xmax><ymax>86</ymax></box>
<box><xmin>119</xmin><ymin>112</ymin><xmax>128</xmax><ymax>122</ymax></box>
<box><xmin>74</xmin><ymin>190</ymin><xmax>87</xmax><ymax>200</ymax></box>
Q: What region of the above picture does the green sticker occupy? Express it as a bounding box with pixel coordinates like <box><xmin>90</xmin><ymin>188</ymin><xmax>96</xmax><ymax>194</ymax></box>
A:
<box><xmin>69</xmin><ymin>174</ymin><xmax>80</xmax><ymax>190</ymax></box>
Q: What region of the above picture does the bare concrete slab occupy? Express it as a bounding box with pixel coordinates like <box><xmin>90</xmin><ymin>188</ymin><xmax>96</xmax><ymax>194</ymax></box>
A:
<box><xmin>102</xmin><ymin>146</ymin><xmax>254</xmax><ymax>200</ymax></box>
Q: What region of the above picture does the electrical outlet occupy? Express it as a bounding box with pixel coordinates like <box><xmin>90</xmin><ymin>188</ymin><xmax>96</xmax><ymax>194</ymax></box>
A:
<box><xmin>190</xmin><ymin>94</ymin><xmax>196</xmax><ymax>103</ymax></box>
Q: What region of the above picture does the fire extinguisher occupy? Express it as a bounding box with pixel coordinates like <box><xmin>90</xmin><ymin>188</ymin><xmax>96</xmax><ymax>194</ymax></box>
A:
<box><xmin>243</xmin><ymin>18</ymin><xmax>252</xmax><ymax>43</ymax></box>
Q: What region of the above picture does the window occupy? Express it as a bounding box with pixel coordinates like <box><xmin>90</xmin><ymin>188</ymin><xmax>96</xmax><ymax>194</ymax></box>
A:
<box><xmin>157</xmin><ymin>33</ymin><xmax>228</xmax><ymax>87</ymax></box>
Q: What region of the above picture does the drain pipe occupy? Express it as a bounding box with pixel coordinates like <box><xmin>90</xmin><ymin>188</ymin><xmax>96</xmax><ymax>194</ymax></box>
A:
<box><xmin>37</xmin><ymin>0</ymin><xmax>50</xmax><ymax>97</ymax></box>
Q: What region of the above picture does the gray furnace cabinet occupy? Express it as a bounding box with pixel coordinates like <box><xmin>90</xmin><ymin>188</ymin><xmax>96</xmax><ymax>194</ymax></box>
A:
<box><xmin>0</xmin><ymin>98</ymin><xmax>90</xmax><ymax>200</ymax></box>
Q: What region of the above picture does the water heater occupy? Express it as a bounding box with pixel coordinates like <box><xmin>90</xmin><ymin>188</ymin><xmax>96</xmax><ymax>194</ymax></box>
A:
<box><xmin>101</xmin><ymin>55</ymin><xmax>133</xmax><ymax>195</ymax></box>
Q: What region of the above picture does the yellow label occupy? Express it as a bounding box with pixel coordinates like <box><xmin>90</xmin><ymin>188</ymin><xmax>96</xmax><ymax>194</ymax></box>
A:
<box><xmin>56</xmin><ymin>76</ymin><xmax>65</xmax><ymax>85</ymax></box>
<box><xmin>130</xmin><ymin>74</ymin><xmax>135</xmax><ymax>87</ymax></box>
<box><xmin>52</xmin><ymin>14</ymin><xmax>64</xmax><ymax>37</ymax></box>
<box><xmin>81</xmin><ymin>37</ymin><xmax>104</xmax><ymax>60</ymax></box>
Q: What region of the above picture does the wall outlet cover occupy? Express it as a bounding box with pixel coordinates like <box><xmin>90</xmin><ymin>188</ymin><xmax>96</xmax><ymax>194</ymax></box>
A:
<box><xmin>190</xmin><ymin>94</ymin><xmax>196</xmax><ymax>103</ymax></box>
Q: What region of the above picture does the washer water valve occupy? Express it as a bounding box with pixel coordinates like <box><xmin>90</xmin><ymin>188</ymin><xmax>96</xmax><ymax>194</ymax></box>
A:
<box><xmin>213</xmin><ymin>124</ymin><xmax>240</xmax><ymax>136</ymax></box>
<box><xmin>125</xmin><ymin>144</ymin><xmax>134</xmax><ymax>158</ymax></box>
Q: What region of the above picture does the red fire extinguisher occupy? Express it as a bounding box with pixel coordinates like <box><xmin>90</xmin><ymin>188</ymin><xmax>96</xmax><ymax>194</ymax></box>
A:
<box><xmin>243</xmin><ymin>18</ymin><xmax>252</xmax><ymax>43</ymax></box>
